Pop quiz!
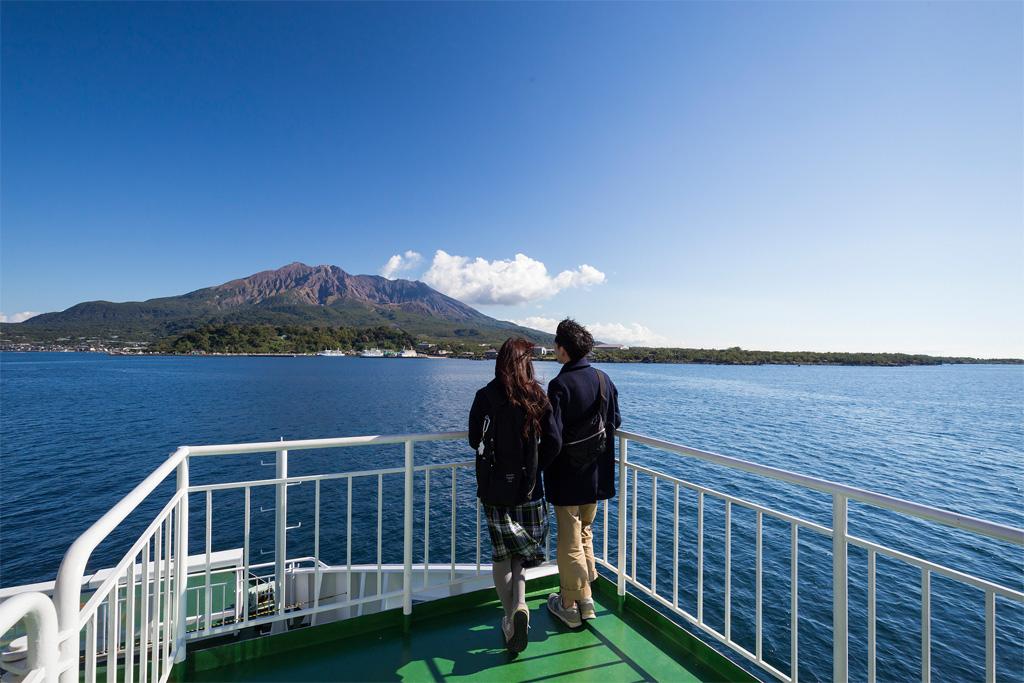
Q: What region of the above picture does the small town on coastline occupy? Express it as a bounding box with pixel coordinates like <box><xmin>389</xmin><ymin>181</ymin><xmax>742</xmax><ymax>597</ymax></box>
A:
<box><xmin>0</xmin><ymin>337</ymin><xmax>630</xmax><ymax>360</ymax></box>
<box><xmin>2</xmin><ymin>335</ymin><xmax>1019</xmax><ymax>366</ymax></box>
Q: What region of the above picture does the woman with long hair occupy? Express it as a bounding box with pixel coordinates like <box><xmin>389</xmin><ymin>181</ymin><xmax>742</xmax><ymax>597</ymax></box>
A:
<box><xmin>468</xmin><ymin>337</ymin><xmax>560</xmax><ymax>654</ymax></box>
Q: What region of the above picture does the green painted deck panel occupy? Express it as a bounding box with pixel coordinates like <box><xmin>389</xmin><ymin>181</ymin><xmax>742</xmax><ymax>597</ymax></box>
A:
<box><xmin>188</xmin><ymin>583</ymin><xmax>747</xmax><ymax>682</ymax></box>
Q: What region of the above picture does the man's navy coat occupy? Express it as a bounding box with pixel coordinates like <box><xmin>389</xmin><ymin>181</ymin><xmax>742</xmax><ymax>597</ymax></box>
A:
<box><xmin>543</xmin><ymin>357</ymin><xmax>622</xmax><ymax>506</ymax></box>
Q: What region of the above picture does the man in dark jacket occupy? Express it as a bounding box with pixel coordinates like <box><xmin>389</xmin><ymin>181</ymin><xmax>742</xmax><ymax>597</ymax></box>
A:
<box><xmin>543</xmin><ymin>319</ymin><xmax>621</xmax><ymax>627</ymax></box>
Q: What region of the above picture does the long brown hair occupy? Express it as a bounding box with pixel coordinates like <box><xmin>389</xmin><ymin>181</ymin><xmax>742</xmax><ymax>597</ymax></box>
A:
<box><xmin>496</xmin><ymin>338</ymin><xmax>549</xmax><ymax>438</ymax></box>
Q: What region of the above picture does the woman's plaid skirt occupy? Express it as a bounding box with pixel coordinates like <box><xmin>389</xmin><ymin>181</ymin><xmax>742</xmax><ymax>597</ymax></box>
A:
<box><xmin>483</xmin><ymin>497</ymin><xmax>549</xmax><ymax>567</ymax></box>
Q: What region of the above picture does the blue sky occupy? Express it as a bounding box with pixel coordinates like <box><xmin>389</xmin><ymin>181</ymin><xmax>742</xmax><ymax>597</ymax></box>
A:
<box><xmin>2</xmin><ymin>2</ymin><xmax>1021</xmax><ymax>356</ymax></box>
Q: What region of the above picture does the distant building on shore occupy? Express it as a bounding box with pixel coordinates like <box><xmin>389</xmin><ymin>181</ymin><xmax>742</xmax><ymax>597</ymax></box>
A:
<box><xmin>532</xmin><ymin>345</ymin><xmax>550</xmax><ymax>357</ymax></box>
<box><xmin>594</xmin><ymin>343</ymin><xmax>629</xmax><ymax>351</ymax></box>
<box><xmin>483</xmin><ymin>349</ymin><xmax>498</xmax><ymax>360</ymax></box>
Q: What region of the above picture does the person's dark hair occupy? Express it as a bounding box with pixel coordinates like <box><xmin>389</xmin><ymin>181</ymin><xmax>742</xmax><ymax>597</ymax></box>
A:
<box><xmin>554</xmin><ymin>318</ymin><xmax>594</xmax><ymax>361</ymax></box>
<box><xmin>495</xmin><ymin>337</ymin><xmax>550</xmax><ymax>438</ymax></box>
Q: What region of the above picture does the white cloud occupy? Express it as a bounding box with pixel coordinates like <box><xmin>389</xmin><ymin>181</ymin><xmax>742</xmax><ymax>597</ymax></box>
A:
<box><xmin>511</xmin><ymin>316</ymin><xmax>560</xmax><ymax>334</ymax></box>
<box><xmin>553</xmin><ymin>264</ymin><xmax>606</xmax><ymax>290</ymax></box>
<box><xmin>379</xmin><ymin>250</ymin><xmax>423</xmax><ymax>279</ymax></box>
<box><xmin>0</xmin><ymin>311</ymin><xmax>40</xmax><ymax>323</ymax></box>
<box><xmin>422</xmin><ymin>250</ymin><xmax>606</xmax><ymax>305</ymax></box>
<box><xmin>587</xmin><ymin>322</ymin><xmax>668</xmax><ymax>347</ymax></box>
<box><xmin>511</xmin><ymin>316</ymin><xmax>668</xmax><ymax>347</ymax></box>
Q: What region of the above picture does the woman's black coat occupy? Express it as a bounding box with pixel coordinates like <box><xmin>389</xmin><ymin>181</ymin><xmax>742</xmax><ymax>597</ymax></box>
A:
<box><xmin>468</xmin><ymin>378</ymin><xmax>561</xmax><ymax>502</ymax></box>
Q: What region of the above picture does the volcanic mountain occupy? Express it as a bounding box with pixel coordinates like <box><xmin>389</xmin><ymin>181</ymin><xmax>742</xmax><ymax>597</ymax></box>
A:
<box><xmin>5</xmin><ymin>262</ymin><xmax>553</xmax><ymax>343</ymax></box>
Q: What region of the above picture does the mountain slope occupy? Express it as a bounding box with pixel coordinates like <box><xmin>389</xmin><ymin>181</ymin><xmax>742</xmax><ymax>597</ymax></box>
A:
<box><xmin>4</xmin><ymin>262</ymin><xmax>553</xmax><ymax>343</ymax></box>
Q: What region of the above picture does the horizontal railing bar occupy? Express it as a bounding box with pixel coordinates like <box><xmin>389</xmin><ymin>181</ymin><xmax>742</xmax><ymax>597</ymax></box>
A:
<box><xmin>618</xmin><ymin>431</ymin><xmax>1024</xmax><ymax>545</ymax></box>
<box><xmin>188</xmin><ymin>460</ymin><xmax>476</xmax><ymax>493</ymax></box>
<box><xmin>180</xmin><ymin>564</ymin><xmax>503</xmax><ymax>633</ymax></box>
<box><xmin>186</xmin><ymin>589</ymin><xmax>406</xmax><ymax>638</ymax></box>
<box><xmin>625</xmin><ymin>462</ymin><xmax>833</xmax><ymax>536</ymax></box>
<box><xmin>213</xmin><ymin>557</ymin><xmax>322</xmax><ymax>575</ymax></box>
<box><xmin>185</xmin><ymin>432</ymin><xmax>469</xmax><ymax>457</ymax></box>
<box><xmin>189</xmin><ymin>470</ymin><xmax>398</xmax><ymax>492</ymax></box>
<box><xmin>215</xmin><ymin>561</ymin><xmax>513</xmax><ymax>579</ymax></box>
<box><xmin>417</xmin><ymin>460</ymin><xmax>474</xmax><ymax>472</ymax></box>
<box><xmin>847</xmin><ymin>535</ymin><xmax>1024</xmax><ymax>601</ymax></box>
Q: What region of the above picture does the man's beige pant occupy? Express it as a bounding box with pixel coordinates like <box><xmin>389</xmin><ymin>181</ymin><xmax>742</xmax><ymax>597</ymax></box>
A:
<box><xmin>555</xmin><ymin>504</ymin><xmax>598</xmax><ymax>603</ymax></box>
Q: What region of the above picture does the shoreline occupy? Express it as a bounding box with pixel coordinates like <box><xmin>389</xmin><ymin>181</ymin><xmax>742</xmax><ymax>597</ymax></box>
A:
<box><xmin>0</xmin><ymin>349</ymin><xmax>1021</xmax><ymax>367</ymax></box>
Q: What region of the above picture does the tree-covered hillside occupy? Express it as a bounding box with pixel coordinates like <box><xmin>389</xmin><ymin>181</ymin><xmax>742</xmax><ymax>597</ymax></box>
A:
<box><xmin>585</xmin><ymin>346</ymin><xmax>1022</xmax><ymax>366</ymax></box>
<box><xmin>151</xmin><ymin>325</ymin><xmax>418</xmax><ymax>354</ymax></box>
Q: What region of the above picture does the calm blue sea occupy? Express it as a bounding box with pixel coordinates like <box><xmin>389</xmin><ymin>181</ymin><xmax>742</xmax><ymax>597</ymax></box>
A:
<box><xmin>1</xmin><ymin>354</ymin><xmax>1021</xmax><ymax>681</ymax></box>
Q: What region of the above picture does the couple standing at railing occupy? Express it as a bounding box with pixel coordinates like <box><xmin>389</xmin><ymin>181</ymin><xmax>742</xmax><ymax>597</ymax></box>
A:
<box><xmin>468</xmin><ymin>318</ymin><xmax>621</xmax><ymax>654</ymax></box>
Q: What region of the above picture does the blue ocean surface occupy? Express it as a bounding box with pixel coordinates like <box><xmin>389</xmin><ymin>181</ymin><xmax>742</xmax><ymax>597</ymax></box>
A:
<box><xmin>1</xmin><ymin>354</ymin><xmax>1021</xmax><ymax>681</ymax></box>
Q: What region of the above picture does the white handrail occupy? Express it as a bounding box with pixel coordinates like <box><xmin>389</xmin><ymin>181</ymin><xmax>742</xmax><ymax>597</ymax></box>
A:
<box><xmin>52</xmin><ymin>446</ymin><xmax>189</xmax><ymax>683</ymax></box>
<box><xmin>186</xmin><ymin>431</ymin><xmax>469</xmax><ymax>456</ymax></box>
<box><xmin>0</xmin><ymin>592</ymin><xmax>60</xmax><ymax>683</ymax></box>
<box><xmin>617</xmin><ymin>430</ymin><xmax>1024</xmax><ymax>545</ymax></box>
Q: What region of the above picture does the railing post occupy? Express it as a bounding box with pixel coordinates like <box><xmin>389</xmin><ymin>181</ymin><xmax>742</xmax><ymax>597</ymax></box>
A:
<box><xmin>617</xmin><ymin>435</ymin><xmax>628</xmax><ymax>602</ymax></box>
<box><xmin>54</xmin><ymin>586</ymin><xmax>78</xmax><ymax>683</ymax></box>
<box><xmin>174</xmin><ymin>456</ymin><xmax>188</xmax><ymax>663</ymax></box>
<box><xmin>275</xmin><ymin>449</ymin><xmax>288</xmax><ymax>617</ymax></box>
<box><xmin>402</xmin><ymin>440</ymin><xmax>414</xmax><ymax>629</ymax></box>
<box><xmin>833</xmin><ymin>493</ymin><xmax>848</xmax><ymax>682</ymax></box>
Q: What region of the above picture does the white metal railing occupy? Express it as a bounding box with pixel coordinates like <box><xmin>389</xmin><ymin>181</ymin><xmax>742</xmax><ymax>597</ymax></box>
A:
<box><xmin>183</xmin><ymin>455</ymin><xmax>489</xmax><ymax>638</ymax></box>
<box><xmin>1</xmin><ymin>429</ymin><xmax>1021</xmax><ymax>683</ymax></box>
<box><xmin>600</xmin><ymin>431</ymin><xmax>1024</xmax><ymax>683</ymax></box>
<box><xmin>27</xmin><ymin>432</ymin><xmax>491</xmax><ymax>683</ymax></box>
<box><xmin>40</xmin><ymin>447</ymin><xmax>190</xmax><ymax>683</ymax></box>
<box><xmin>75</xmin><ymin>488</ymin><xmax>184</xmax><ymax>683</ymax></box>
<box><xmin>0</xmin><ymin>592</ymin><xmax>60</xmax><ymax>683</ymax></box>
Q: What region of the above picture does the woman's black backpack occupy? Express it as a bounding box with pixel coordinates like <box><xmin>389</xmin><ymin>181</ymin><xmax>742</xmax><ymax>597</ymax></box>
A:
<box><xmin>561</xmin><ymin>369</ymin><xmax>609</xmax><ymax>469</ymax></box>
<box><xmin>475</xmin><ymin>385</ymin><xmax>539</xmax><ymax>506</ymax></box>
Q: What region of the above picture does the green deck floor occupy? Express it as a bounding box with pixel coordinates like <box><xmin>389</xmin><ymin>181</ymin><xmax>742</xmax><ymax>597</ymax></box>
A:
<box><xmin>184</xmin><ymin>577</ymin><xmax>754</xmax><ymax>682</ymax></box>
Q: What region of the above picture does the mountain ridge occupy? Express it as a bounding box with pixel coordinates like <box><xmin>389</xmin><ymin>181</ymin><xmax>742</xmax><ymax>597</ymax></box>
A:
<box><xmin>3</xmin><ymin>262</ymin><xmax>554</xmax><ymax>344</ymax></box>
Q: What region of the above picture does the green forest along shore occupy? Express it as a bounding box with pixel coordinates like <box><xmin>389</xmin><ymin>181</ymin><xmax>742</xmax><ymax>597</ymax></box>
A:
<box><xmin>63</xmin><ymin>323</ymin><xmax>1024</xmax><ymax>366</ymax></box>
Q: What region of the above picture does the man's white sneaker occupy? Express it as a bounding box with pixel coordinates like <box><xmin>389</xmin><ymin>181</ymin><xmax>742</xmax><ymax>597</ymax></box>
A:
<box><xmin>579</xmin><ymin>598</ymin><xmax>597</xmax><ymax>620</ymax></box>
<box><xmin>547</xmin><ymin>593</ymin><xmax>583</xmax><ymax>629</ymax></box>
